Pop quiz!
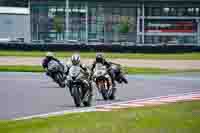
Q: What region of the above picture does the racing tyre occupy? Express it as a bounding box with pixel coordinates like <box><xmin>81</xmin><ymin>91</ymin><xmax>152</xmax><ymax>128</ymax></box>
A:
<box><xmin>72</xmin><ymin>87</ymin><xmax>81</xmax><ymax>107</ymax></box>
<box><xmin>83</xmin><ymin>90</ymin><xmax>92</xmax><ymax>107</ymax></box>
<box><xmin>101</xmin><ymin>89</ymin><xmax>109</xmax><ymax>100</ymax></box>
<box><xmin>109</xmin><ymin>87</ymin><xmax>116</xmax><ymax>100</ymax></box>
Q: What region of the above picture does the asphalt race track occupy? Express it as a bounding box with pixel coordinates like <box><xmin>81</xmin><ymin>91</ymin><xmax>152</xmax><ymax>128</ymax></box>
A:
<box><xmin>0</xmin><ymin>72</ymin><xmax>200</xmax><ymax>120</ymax></box>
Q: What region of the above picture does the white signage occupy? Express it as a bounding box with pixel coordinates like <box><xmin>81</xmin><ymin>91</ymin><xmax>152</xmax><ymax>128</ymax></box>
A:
<box><xmin>147</xmin><ymin>23</ymin><xmax>172</xmax><ymax>28</ymax></box>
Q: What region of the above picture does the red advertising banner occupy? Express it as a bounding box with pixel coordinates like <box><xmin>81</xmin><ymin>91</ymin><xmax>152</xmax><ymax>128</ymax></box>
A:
<box><xmin>145</xmin><ymin>20</ymin><xmax>197</xmax><ymax>33</ymax></box>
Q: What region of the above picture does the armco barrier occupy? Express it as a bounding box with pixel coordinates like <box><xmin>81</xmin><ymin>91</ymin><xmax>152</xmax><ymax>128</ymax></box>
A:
<box><xmin>0</xmin><ymin>42</ymin><xmax>200</xmax><ymax>53</ymax></box>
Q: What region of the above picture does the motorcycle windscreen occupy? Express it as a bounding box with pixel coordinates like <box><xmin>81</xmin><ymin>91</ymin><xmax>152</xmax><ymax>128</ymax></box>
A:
<box><xmin>69</xmin><ymin>66</ymin><xmax>81</xmax><ymax>78</ymax></box>
<box><xmin>48</xmin><ymin>60</ymin><xmax>60</xmax><ymax>71</ymax></box>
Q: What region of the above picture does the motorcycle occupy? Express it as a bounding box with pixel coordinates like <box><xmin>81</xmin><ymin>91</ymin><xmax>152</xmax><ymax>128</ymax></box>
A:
<box><xmin>92</xmin><ymin>63</ymin><xmax>116</xmax><ymax>100</ymax></box>
<box><xmin>67</xmin><ymin>65</ymin><xmax>92</xmax><ymax>107</ymax></box>
<box><xmin>110</xmin><ymin>64</ymin><xmax>128</xmax><ymax>84</ymax></box>
<box><xmin>47</xmin><ymin>60</ymin><xmax>66</xmax><ymax>88</ymax></box>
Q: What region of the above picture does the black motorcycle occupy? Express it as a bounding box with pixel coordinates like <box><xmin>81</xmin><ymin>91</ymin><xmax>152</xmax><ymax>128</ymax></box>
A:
<box><xmin>110</xmin><ymin>64</ymin><xmax>128</xmax><ymax>84</ymax></box>
<box><xmin>93</xmin><ymin>63</ymin><xmax>116</xmax><ymax>100</ymax></box>
<box><xmin>47</xmin><ymin>60</ymin><xmax>65</xmax><ymax>88</ymax></box>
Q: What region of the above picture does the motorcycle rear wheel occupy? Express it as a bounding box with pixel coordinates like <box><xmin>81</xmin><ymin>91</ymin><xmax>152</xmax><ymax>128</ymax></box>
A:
<box><xmin>83</xmin><ymin>89</ymin><xmax>92</xmax><ymax>107</ymax></box>
<box><xmin>83</xmin><ymin>95</ymin><xmax>92</xmax><ymax>107</ymax></box>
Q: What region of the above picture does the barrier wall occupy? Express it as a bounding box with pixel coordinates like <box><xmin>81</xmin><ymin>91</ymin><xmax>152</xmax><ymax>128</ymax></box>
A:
<box><xmin>0</xmin><ymin>42</ymin><xmax>200</xmax><ymax>53</ymax></box>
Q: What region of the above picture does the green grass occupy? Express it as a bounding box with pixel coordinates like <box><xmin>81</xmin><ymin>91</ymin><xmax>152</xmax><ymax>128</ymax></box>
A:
<box><xmin>0</xmin><ymin>65</ymin><xmax>43</xmax><ymax>72</ymax></box>
<box><xmin>0</xmin><ymin>65</ymin><xmax>200</xmax><ymax>74</ymax></box>
<box><xmin>0</xmin><ymin>50</ymin><xmax>200</xmax><ymax>60</ymax></box>
<box><xmin>123</xmin><ymin>67</ymin><xmax>178</xmax><ymax>74</ymax></box>
<box><xmin>0</xmin><ymin>101</ymin><xmax>200</xmax><ymax>133</ymax></box>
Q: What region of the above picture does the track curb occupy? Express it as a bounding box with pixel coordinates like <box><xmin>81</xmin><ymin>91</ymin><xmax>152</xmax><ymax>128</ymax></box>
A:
<box><xmin>13</xmin><ymin>91</ymin><xmax>200</xmax><ymax>121</ymax></box>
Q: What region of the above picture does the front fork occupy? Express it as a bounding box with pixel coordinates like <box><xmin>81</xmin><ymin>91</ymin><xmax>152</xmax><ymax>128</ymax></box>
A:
<box><xmin>68</xmin><ymin>80</ymin><xmax>91</xmax><ymax>99</ymax></box>
<box><xmin>96</xmin><ymin>78</ymin><xmax>112</xmax><ymax>91</ymax></box>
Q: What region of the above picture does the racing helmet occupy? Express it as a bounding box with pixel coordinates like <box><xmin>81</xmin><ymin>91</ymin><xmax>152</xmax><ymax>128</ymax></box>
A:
<box><xmin>71</xmin><ymin>54</ymin><xmax>80</xmax><ymax>65</ymax></box>
<box><xmin>46</xmin><ymin>52</ymin><xmax>54</xmax><ymax>58</ymax></box>
<box><xmin>96</xmin><ymin>53</ymin><xmax>104</xmax><ymax>63</ymax></box>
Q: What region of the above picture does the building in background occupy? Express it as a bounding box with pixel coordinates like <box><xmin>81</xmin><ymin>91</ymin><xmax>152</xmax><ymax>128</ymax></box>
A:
<box><xmin>30</xmin><ymin>0</ymin><xmax>200</xmax><ymax>45</ymax></box>
<box><xmin>140</xmin><ymin>0</ymin><xmax>200</xmax><ymax>45</ymax></box>
<box><xmin>0</xmin><ymin>0</ymin><xmax>30</xmax><ymax>42</ymax></box>
<box><xmin>0</xmin><ymin>0</ymin><xmax>28</xmax><ymax>7</ymax></box>
<box><xmin>0</xmin><ymin>7</ymin><xmax>30</xmax><ymax>42</ymax></box>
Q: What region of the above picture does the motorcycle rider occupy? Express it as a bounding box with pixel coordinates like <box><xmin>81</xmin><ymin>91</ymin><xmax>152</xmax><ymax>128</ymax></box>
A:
<box><xmin>65</xmin><ymin>54</ymin><xmax>92</xmax><ymax>95</ymax></box>
<box><xmin>42</xmin><ymin>52</ymin><xmax>65</xmax><ymax>79</ymax></box>
<box><xmin>91</xmin><ymin>53</ymin><xmax>128</xmax><ymax>86</ymax></box>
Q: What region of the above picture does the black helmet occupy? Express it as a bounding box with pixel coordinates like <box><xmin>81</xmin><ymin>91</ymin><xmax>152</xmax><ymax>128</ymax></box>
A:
<box><xmin>96</xmin><ymin>53</ymin><xmax>104</xmax><ymax>63</ymax></box>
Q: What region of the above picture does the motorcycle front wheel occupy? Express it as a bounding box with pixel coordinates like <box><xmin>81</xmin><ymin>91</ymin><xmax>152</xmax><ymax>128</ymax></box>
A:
<box><xmin>72</xmin><ymin>87</ymin><xmax>81</xmax><ymax>107</ymax></box>
<box><xmin>101</xmin><ymin>89</ymin><xmax>109</xmax><ymax>100</ymax></box>
<box><xmin>109</xmin><ymin>87</ymin><xmax>116</xmax><ymax>100</ymax></box>
<box><xmin>56</xmin><ymin>73</ymin><xmax>65</xmax><ymax>88</ymax></box>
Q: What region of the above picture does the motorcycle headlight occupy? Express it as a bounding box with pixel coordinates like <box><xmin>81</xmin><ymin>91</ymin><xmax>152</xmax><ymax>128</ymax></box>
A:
<box><xmin>105</xmin><ymin>74</ymin><xmax>110</xmax><ymax>78</ymax></box>
<box><xmin>97</xmin><ymin>71</ymin><xmax>102</xmax><ymax>75</ymax></box>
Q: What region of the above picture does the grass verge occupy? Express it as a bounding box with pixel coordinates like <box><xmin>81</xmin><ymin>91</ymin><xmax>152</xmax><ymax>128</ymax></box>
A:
<box><xmin>0</xmin><ymin>51</ymin><xmax>200</xmax><ymax>60</ymax></box>
<box><xmin>0</xmin><ymin>65</ymin><xmax>43</xmax><ymax>72</ymax></box>
<box><xmin>0</xmin><ymin>65</ymin><xmax>200</xmax><ymax>74</ymax></box>
<box><xmin>0</xmin><ymin>101</ymin><xmax>200</xmax><ymax>133</ymax></box>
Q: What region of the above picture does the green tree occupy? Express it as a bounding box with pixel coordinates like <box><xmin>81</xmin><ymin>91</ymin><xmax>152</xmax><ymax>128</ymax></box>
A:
<box><xmin>119</xmin><ymin>16</ymin><xmax>135</xmax><ymax>33</ymax></box>
<box><xmin>53</xmin><ymin>16</ymin><xmax>64</xmax><ymax>40</ymax></box>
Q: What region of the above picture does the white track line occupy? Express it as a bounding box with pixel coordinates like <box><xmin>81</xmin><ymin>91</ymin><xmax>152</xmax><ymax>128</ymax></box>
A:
<box><xmin>13</xmin><ymin>90</ymin><xmax>200</xmax><ymax>121</ymax></box>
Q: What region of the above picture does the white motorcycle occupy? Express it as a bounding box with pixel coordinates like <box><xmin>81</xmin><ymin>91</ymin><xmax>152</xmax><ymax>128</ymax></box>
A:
<box><xmin>67</xmin><ymin>65</ymin><xmax>92</xmax><ymax>107</ymax></box>
<box><xmin>93</xmin><ymin>63</ymin><xmax>116</xmax><ymax>100</ymax></box>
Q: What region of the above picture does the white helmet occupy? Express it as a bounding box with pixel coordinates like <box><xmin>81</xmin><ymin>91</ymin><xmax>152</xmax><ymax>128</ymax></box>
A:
<box><xmin>46</xmin><ymin>52</ymin><xmax>54</xmax><ymax>57</ymax></box>
<box><xmin>71</xmin><ymin>54</ymin><xmax>80</xmax><ymax>65</ymax></box>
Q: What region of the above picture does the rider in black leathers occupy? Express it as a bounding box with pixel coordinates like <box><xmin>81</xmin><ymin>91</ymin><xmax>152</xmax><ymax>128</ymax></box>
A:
<box><xmin>91</xmin><ymin>53</ymin><xmax>128</xmax><ymax>87</ymax></box>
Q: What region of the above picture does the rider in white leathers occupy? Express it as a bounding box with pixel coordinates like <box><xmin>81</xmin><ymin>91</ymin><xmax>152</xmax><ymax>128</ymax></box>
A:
<box><xmin>65</xmin><ymin>54</ymin><xmax>92</xmax><ymax>94</ymax></box>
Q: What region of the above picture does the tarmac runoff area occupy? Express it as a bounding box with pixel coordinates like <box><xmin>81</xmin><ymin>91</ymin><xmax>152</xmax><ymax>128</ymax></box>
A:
<box><xmin>0</xmin><ymin>72</ymin><xmax>199</xmax><ymax>120</ymax></box>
